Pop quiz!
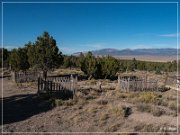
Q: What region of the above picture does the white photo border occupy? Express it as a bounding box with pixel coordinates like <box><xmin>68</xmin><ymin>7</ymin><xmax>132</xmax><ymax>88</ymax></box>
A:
<box><xmin>1</xmin><ymin>1</ymin><xmax>179</xmax><ymax>134</ymax></box>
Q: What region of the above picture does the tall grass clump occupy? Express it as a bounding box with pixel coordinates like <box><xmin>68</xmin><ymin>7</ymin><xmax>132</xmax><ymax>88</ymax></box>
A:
<box><xmin>137</xmin><ymin>92</ymin><xmax>160</xmax><ymax>103</ymax></box>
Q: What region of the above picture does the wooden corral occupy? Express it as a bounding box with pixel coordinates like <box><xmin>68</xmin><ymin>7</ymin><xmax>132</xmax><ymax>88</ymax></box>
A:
<box><xmin>38</xmin><ymin>75</ymin><xmax>77</xmax><ymax>99</ymax></box>
<box><xmin>118</xmin><ymin>75</ymin><xmax>158</xmax><ymax>92</ymax></box>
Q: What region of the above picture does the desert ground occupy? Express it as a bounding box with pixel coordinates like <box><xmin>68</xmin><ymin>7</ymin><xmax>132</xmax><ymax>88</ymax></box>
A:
<box><xmin>1</xmin><ymin>70</ymin><xmax>180</xmax><ymax>134</ymax></box>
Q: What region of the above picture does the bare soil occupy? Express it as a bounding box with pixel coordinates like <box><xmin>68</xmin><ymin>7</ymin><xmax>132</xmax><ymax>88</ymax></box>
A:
<box><xmin>1</xmin><ymin>73</ymin><xmax>180</xmax><ymax>134</ymax></box>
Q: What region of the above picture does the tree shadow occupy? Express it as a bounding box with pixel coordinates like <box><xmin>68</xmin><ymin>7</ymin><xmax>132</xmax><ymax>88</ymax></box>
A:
<box><xmin>0</xmin><ymin>93</ymin><xmax>53</xmax><ymax>125</ymax></box>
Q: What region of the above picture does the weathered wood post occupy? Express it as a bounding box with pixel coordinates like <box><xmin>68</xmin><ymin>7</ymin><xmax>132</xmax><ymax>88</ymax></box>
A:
<box><xmin>97</xmin><ymin>80</ymin><xmax>102</xmax><ymax>91</ymax></box>
<box><xmin>116</xmin><ymin>75</ymin><xmax>121</xmax><ymax>90</ymax></box>
<box><xmin>38</xmin><ymin>77</ymin><xmax>40</xmax><ymax>94</ymax></box>
<box><xmin>177</xmin><ymin>79</ymin><xmax>180</xmax><ymax>88</ymax></box>
<box><xmin>70</xmin><ymin>74</ymin><xmax>75</xmax><ymax>99</ymax></box>
<box><xmin>127</xmin><ymin>78</ymin><xmax>130</xmax><ymax>92</ymax></box>
<box><xmin>11</xmin><ymin>71</ymin><xmax>16</xmax><ymax>82</ymax></box>
<box><xmin>9</xmin><ymin>64</ymin><xmax>12</xmax><ymax>71</ymax></box>
<box><xmin>74</xmin><ymin>76</ymin><xmax>78</xmax><ymax>97</ymax></box>
<box><xmin>143</xmin><ymin>72</ymin><xmax>147</xmax><ymax>91</ymax></box>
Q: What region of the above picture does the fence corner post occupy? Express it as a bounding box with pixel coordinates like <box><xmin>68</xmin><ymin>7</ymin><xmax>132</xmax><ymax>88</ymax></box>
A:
<box><xmin>37</xmin><ymin>77</ymin><xmax>40</xmax><ymax>94</ymax></box>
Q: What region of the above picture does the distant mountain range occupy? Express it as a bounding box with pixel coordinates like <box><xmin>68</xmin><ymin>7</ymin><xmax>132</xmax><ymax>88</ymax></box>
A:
<box><xmin>73</xmin><ymin>48</ymin><xmax>179</xmax><ymax>56</ymax></box>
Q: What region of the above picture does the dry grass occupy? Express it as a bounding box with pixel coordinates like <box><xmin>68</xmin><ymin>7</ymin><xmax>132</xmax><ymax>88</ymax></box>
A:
<box><xmin>83</xmin><ymin>79</ymin><xmax>97</xmax><ymax>85</ymax></box>
<box><xmin>53</xmin><ymin>99</ymin><xmax>74</xmax><ymax>107</ymax></box>
<box><xmin>168</xmin><ymin>101</ymin><xmax>178</xmax><ymax>111</ymax></box>
<box><xmin>136</xmin><ymin>103</ymin><xmax>165</xmax><ymax>117</ymax></box>
<box><xmin>134</xmin><ymin>123</ymin><xmax>161</xmax><ymax>132</ymax></box>
<box><xmin>116</xmin><ymin>91</ymin><xmax>138</xmax><ymax>99</ymax></box>
<box><xmin>110</xmin><ymin>106</ymin><xmax>125</xmax><ymax>117</ymax></box>
<box><xmin>136</xmin><ymin>103</ymin><xmax>151</xmax><ymax>113</ymax></box>
<box><xmin>87</xmin><ymin>106</ymin><xmax>98</xmax><ymax>114</ymax></box>
<box><xmin>116</xmin><ymin>91</ymin><xmax>161</xmax><ymax>104</ymax></box>
<box><xmin>108</xmin><ymin>103</ymin><xmax>131</xmax><ymax>118</ymax></box>
<box><xmin>104</xmin><ymin>123</ymin><xmax>121</xmax><ymax>132</ymax></box>
<box><xmin>154</xmin><ymin>98</ymin><xmax>169</xmax><ymax>106</ymax></box>
<box><xmin>96</xmin><ymin>99</ymin><xmax>108</xmax><ymax>105</ymax></box>
<box><xmin>100</xmin><ymin>113</ymin><xmax>109</xmax><ymax>121</ymax></box>
<box><xmin>136</xmin><ymin>92</ymin><xmax>161</xmax><ymax>103</ymax></box>
<box><xmin>152</xmin><ymin>107</ymin><xmax>165</xmax><ymax>117</ymax></box>
<box><xmin>51</xmin><ymin>68</ymin><xmax>84</xmax><ymax>75</ymax></box>
<box><xmin>89</xmin><ymin>90</ymin><xmax>99</xmax><ymax>97</ymax></box>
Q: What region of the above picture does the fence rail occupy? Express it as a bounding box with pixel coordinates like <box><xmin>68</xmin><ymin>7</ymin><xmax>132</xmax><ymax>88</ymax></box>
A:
<box><xmin>11</xmin><ymin>71</ymin><xmax>42</xmax><ymax>83</ymax></box>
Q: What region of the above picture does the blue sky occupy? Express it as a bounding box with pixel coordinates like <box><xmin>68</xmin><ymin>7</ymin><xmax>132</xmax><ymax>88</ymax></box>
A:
<box><xmin>1</xmin><ymin>1</ymin><xmax>179</xmax><ymax>54</ymax></box>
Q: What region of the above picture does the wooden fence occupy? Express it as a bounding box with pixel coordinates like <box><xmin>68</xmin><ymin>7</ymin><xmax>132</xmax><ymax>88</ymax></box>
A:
<box><xmin>38</xmin><ymin>75</ymin><xmax>77</xmax><ymax>99</ymax></box>
<box><xmin>11</xmin><ymin>71</ymin><xmax>42</xmax><ymax>83</ymax></box>
<box><xmin>119</xmin><ymin>77</ymin><xmax>158</xmax><ymax>92</ymax></box>
<box><xmin>47</xmin><ymin>74</ymin><xmax>77</xmax><ymax>83</ymax></box>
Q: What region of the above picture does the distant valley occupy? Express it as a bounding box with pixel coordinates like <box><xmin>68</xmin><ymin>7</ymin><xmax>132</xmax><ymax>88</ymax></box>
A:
<box><xmin>73</xmin><ymin>48</ymin><xmax>179</xmax><ymax>62</ymax></box>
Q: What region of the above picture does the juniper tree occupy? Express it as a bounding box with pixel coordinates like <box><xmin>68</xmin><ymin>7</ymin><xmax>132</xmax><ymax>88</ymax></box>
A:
<box><xmin>0</xmin><ymin>48</ymin><xmax>10</xmax><ymax>68</ymax></box>
<box><xmin>27</xmin><ymin>32</ymin><xmax>63</xmax><ymax>79</ymax></box>
<box><xmin>100</xmin><ymin>55</ymin><xmax>119</xmax><ymax>79</ymax></box>
<box><xmin>80</xmin><ymin>52</ymin><xmax>98</xmax><ymax>79</ymax></box>
<box><xmin>9</xmin><ymin>48</ymin><xmax>29</xmax><ymax>71</ymax></box>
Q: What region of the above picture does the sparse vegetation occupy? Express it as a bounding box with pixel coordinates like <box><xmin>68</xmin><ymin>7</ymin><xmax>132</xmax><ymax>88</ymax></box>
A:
<box><xmin>152</xmin><ymin>107</ymin><xmax>165</xmax><ymax>117</ymax></box>
<box><xmin>136</xmin><ymin>92</ymin><xmax>160</xmax><ymax>103</ymax></box>
<box><xmin>116</xmin><ymin>91</ymin><xmax>162</xmax><ymax>104</ymax></box>
<box><xmin>110</xmin><ymin>105</ymin><xmax>125</xmax><ymax>117</ymax></box>
<box><xmin>2</xmin><ymin>71</ymin><xmax>179</xmax><ymax>132</ymax></box>
<box><xmin>104</xmin><ymin>123</ymin><xmax>120</xmax><ymax>132</ymax></box>
<box><xmin>136</xmin><ymin>103</ymin><xmax>165</xmax><ymax>117</ymax></box>
<box><xmin>168</xmin><ymin>101</ymin><xmax>178</xmax><ymax>111</ymax></box>
<box><xmin>109</xmin><ymin>104</ymin><xmax>131</xmax><ymax>118</ymax></box>
<box><xmin>52</xmin><ymin>98</ymin><xmax>75</xmax><ymax>107</ymax></box>
<box><xmin>100</xmin><ymin>113</ymin><xmax>109</xmax><ymax>121</ymax></box>
<box><xmin>96</xmin><ymin>99</ymin><xmax>108</xmax><ymax>105</ymax></box>
<box><xmin>133</xmin><ymin>123</ymin><xmax>145</xmax><ymax>131</ymax></box>
<box><xmin>116</xmin><ymin>91</ymin><xmax>138</xmax><ymax>99</ymax></box>
<box><xmin>136</xmin><ymin>103</ymin><xmax>151</xmax><ymax>113</ymax></box>
<box><xmin>134</xmin><ymin>123</ymin><xmax>161</xmax><ymax>132</ymax></box>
